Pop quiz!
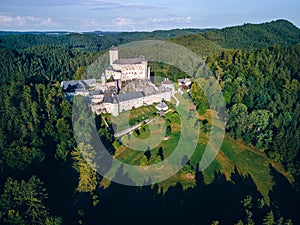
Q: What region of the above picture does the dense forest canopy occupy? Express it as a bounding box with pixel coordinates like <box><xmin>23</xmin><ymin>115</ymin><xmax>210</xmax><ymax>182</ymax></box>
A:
<box><xmin>195</xmin><ymin>44</ymin><xmax>300</xmax><ymax>175</ymax></box>
<box><xmin>0</xmin><ymin>19</ymin><xmax>299</xmax><ymax>225</ymax></box>
<box><xmin>0</xmin><ymin>28</ymin><xmax>207</xmax><ymax>52</ymax></box>
<box><xmin>201</xmin><ymin>19</ymin><xmax>300</xmax><ymax>49</ymax></box>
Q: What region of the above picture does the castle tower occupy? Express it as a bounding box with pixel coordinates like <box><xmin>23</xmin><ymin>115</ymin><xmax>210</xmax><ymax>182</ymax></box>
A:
<box><xmin>141</xmin><ymin>57</ymin><xmax>148</xmax><ymax>80</ymax></box>
<box><xmin>109</xmin><ymin>45</ymin><xmax>118</xmax><ymax>65</ymax></box>
<box><xmin>101</xmin><ymin>73</ymin><xmax>106</xmax><ymax>85</ymax></box>
<box><xmin>147</xmin><ymin>65</ymin><xmax>151</xmax><ymax>80</ymax></box>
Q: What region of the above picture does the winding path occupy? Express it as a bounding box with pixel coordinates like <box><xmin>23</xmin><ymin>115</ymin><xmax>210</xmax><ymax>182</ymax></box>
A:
<box><xmin>172</xmin><ymin>93</ymin><xmax>180</xmax><ymax>107</ymax></box>
<box><xmin>114</xmin><ymin>92</ymin><xmax>180</xmax><ymax>138</ymax></box>
<box><xmin>114</xmin><ymin>119</ymin><xmax>150</xmax><ymax>138</ymax></box>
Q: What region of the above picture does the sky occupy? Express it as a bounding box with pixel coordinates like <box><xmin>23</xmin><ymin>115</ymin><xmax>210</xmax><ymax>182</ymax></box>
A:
<box><xmin>0</xmin><ymin>0</ymin><xmax>299</xmax><ymax>31</ymax></box>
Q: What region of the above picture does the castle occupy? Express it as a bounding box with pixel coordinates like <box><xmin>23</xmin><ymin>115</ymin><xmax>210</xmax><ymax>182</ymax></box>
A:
<box><xmin>105</xmin><ymin>45</ymin><xmax>151</xmax><ymax>81</ymax></box>
<box><xmin>61</xmin><ymin>46</ymin><xmax>174</xmax><ymax>116</ymax></box>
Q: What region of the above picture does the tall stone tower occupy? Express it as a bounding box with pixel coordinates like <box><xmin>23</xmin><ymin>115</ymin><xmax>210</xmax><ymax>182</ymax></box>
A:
<box><xmin>142</xmin><ymin>60</ymin><xmax>148</xmax><ymax>80</ymax></box>
<box><xmin>101</xmin><ymin>73</ymin><xmax>106</xmax><ymax>85</ymax></box>
<box><xmin>109</xmin><ymin>45</ymin><xmax>118</xmax><ymax>65</ymax></box>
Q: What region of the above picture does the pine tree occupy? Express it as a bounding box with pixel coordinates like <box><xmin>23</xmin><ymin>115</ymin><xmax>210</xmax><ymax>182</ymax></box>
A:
<box><xmin>72</xmin><ymin>143</ymin><xmax>98</xmax><ymax>193</ymax></box>
<box><xmin>263</xmin><ymin>211</ymin><xmax>275</xmax><ymax>225</ymax></box>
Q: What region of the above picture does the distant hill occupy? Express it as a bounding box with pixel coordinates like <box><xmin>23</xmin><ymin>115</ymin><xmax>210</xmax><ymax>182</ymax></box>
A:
<box><xmin>0</xmin><ymin>31</ymin><xmax>72</xmax><ymax>36</ymax></box>
<box><xmin>169</xmin><ymin>33</ymin><xmax>223</xmax><ymax>56</ymax></box>
<box><xmin>1</xmin><ymin>20</ymin><xmax>299</xmax><ymax>52</ymax></box>
<box><xmin>0</xmin><ymin>33</ymin><xmax>104</xmax><ymax>52</ymax></box>
<box><xmin>201</xmin><ymin>19</ymin><xmax>300</xmax><ymax>49</ymax></box>
<box><xmin>0</xmin><ymin>28</ymin><xmax>207</xmax><ymax>52</ymax></box>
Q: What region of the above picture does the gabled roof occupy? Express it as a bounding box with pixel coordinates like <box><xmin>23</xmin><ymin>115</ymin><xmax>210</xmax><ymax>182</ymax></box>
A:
<box><xmin>156</xmin><ymin>101</ymin><xmax>168</xmax><ymax>109</ymax></box>
<box><xmin>106</xmin><ymin>65</ymin><xmax>121</xmax><ymax>72</ymax></box>
<box><xmin>103</xmin><ymin>94</ymin><xmax>114</xmax><ymax>103</ymax></box>
<box><xmin>116</xmin><ymin>92</ymin><xmax>145</xmax><ymax>102</ymax></box>
<box><xmin>61</xmin><ymin>79</ymin><xmax>96</xmax><ymax>91</ymax></box>
<box><xmin>110</xmin><ymin>45</ymin><xmax>118</xmax><ymax>51</ymax></box>
<box><xmin>89</xmin><ymin>90</ymin><xmax>103</xmax><ymax>96</ymax></box>
<box><xmin>113</xmin><ymin>58</ymin><xmax>145</xmax><ymax>65</ymax></box>
<box><xmin>156</xmin><ymin>101</ymin><xmax>168</xmax><ymax>111</ymax></box>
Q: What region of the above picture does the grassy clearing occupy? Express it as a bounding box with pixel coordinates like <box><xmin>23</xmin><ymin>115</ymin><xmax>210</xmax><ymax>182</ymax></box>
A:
<box><xmin>104</xmin><ymin>105</ymin><xmax>157</xmax><ymax>131</ymax></box>
<box><xmin>153</xmin><ymin>170</ymin><xmax>196</xmax><ymax>194</ymax></box>
<box><xmin>114</xmin><ymin>113</ymin><xmax>181</xmax><ymax>166</ymax></box>
<box><xmin>186</xmin><ymin>109</ymin><xmax>292</xmax><ymax>204</ymax></box>
<box><xmin>101</xmin><ymin>97</ymin><xmax>292</xmax><ymax>204</ymax></box>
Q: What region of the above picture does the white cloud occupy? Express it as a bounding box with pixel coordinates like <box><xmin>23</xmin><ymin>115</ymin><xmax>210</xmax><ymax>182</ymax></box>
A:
<box><xmin>80</xmin><ymin>18</ymin><xmax>105</xmax><ymax>29</ymax></box>
<box><xmin>39</xmin><ymin>18</ymin><xmax>58</xmax><ymax>27</ymax></box>
<box><xmin>0</xmin><ymin>0</ymin><xmax>84</xmax><ymax>7</ymax></box>
<box><xmin>110</xmin><ymin>16</ymin><xmax>193</xmax><ymax>31</ymax></box>
<box><xmin>150</xmin><ymin>16</ymin><xmax>192</xmax><ymax>24</ymax></box>
<box><xmin>113</xmin><ymin>17</ymin><xmax>134</xmax><ymax>26</ymax></box>
<box><xmin>0</xmin><ymin>14</ymin><xmax>59</xmax><ymax>28</ymax></box>
<box><xmin>91</xmin><ymin>0</ymin><xmax>165</xmax><ymax>10</ymax></box>
<box><xmin>110</xmin><ymin>16</ymin><xmax>148</xmax><ymax>31</ymax></box>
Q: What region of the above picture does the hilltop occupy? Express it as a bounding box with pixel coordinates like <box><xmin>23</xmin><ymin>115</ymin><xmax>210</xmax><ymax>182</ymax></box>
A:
<box><xmin>1</xmin><ymin>20</ymin><xmax>299</xmax><ymax>53</ymax></box>
<box><xmin>201</xmin><ymin>19</ymin><xmax>300</xmax><ymax>49</ymax></box>
<box><xmin>169</xmin><ymin>33</ymin><xmax>223</xmax><ymax>56</ymax></box>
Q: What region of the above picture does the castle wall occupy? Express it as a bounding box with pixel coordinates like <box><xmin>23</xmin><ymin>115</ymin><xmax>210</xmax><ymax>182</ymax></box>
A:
<box><xmin>162</xmin><ymin>83</ymin><xmax>175</xmax><ymax>94</ymax></box>
<box><xmin>91</xmin><ymin>94</ymin><xmax>104</xmax><ymax>104</ymax></box>
<box><xmin>105</xmin><ymin>69</ymin><xmax>122</xmax><ymax>80</ymax></box>
<box><xmin>109</xmin><ymin>103</ymin><xmax>119</xmax><ymax>116</ymax></box>
<box><xmin>108</xmin><ymin>47</ymin><xmax>148</xmax><ymax>81</ymax></box>
<box><xmin>119</xmin><ymin>63</ymin><xmax>148</xmax><ymax>80</ymax></box>
<box><xmin>143</xmin><ymin>92</ymin><xmax>172</xmax><ymax>105</ymax></box>
<box><xmin>117</xmin><ymin>92</ymin><xmax>172</xmax><ymax>115</ymax></box>
<box><xmin>91</xmin><ymin>91</ymin><xmax>171</xmax><ymax>117</ymax></box>
<box><xmin>106</xmin><ymin>62</ymin><xmax>148</xmax><ymax>81</ymax></box>
<box><xmin>92</xmin><ymin>102</ymin><xmax>119</xmax><ymax>116</ymax></box>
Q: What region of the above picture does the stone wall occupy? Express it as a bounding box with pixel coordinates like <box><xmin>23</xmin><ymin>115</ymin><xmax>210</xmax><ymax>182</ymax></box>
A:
<box><xmin>92</xmin><ymin>91</ymin><xmax>172</xmax><ymax>116</ymax></box>
<box><xmin>116</xmin><ymin>91</ymin><xmax>172</xmax><ymax>116</ymax></box>
<box><xmin>106</xmin><ymin>63</ymin><xmax>148</xmax><ymax>81</ymax></box>
<box><xmin>120</xmin><ymin>63</ymin><xmax>148</xmax><ymax>80</ymax></box>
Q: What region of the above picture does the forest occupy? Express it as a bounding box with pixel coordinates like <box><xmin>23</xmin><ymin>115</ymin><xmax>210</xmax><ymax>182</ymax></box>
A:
<box><xmin>0</xmin><ymin>19</ymin><xmax>299</xmax><ymax>225</ymax></box>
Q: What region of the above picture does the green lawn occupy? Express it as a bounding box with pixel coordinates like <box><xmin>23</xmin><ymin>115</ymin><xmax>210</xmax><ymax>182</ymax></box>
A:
<box><xmin>114</xmin><ymin>113</ymin><xmax>181</xmax><ymax>166</ymax></box>
<box><xmin>101</xmin><ymin>96</ymin><xmax>292</xmax><ymax>204</ymax></box>
<box><xmin>104</xmin><ymin>105</ymin><xmax>157</xmax><ymax>132</ymax></box>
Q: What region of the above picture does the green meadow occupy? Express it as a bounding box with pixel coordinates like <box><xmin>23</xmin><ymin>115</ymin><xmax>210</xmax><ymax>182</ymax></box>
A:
<box><xmin>104</xmin><ymin>94</ymin><xmax>293</xmax><ymax>204</ymax></box>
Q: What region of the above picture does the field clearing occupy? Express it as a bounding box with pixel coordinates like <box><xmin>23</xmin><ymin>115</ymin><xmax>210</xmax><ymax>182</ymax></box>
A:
<box><xmin>103</xmin><ymin>95</ymin><xmax>292</xmax><ymax>204</ymax></box>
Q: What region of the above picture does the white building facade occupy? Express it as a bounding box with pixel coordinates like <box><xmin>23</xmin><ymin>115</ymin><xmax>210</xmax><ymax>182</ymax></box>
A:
<box><xmin>105</xmin><ymin>46</ymin><xmax>150</xmax><ymax>81</ymax></box>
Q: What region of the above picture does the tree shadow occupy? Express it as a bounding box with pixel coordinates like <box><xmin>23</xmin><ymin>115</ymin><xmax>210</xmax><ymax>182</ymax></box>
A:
<box><xmin>43</xmin><ymin>161</ymin><xmax>300</xmax><ymax>225</ymax></box>
<box><xmin>268</xmin><ymin>164</ymin><xmax>300</xmax><ymax>224</ymax></box>
<box><xmin>80</xmin><ymin>166</ymin><xmax>266</xmax><ymax>225</ymax></box>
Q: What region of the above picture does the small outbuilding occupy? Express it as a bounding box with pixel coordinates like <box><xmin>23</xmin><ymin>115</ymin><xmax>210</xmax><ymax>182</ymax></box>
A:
<box><xmin>156</xmin><ymin>101</ymin><xmax>168</xmax><ymax>111</ymax></box>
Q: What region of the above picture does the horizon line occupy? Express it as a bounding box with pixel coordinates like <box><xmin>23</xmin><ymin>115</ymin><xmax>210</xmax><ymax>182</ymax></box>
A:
<box><xmin>0</xmin><ymin>18</ymin><xmax>298</xmax><ymax>33</ymax></box>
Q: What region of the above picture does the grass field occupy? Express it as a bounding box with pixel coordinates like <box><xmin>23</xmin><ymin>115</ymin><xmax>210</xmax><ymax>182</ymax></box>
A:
<box><xmin>102</xmin><ymin>95</ymin><xmax>293</xmax><ymax>204</ymax></box>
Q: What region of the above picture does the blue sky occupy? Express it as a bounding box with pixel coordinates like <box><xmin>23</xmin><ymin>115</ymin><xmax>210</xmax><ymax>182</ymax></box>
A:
<box><xmin>0</xmin><ymin>0</ymin><xmax>299</xmax><ymax>31</ymax></box>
